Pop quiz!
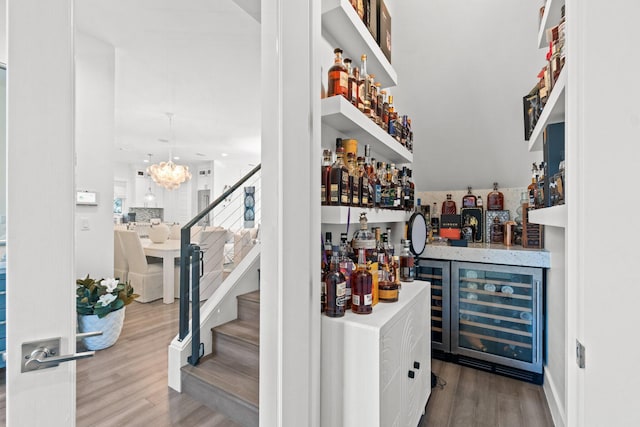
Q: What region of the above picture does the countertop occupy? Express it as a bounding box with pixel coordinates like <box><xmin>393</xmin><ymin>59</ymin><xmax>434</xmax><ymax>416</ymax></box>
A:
<box><xmin>420</xmin><ymin>241</ymin><xmax>550</xmax><ymax>268</ymax></box>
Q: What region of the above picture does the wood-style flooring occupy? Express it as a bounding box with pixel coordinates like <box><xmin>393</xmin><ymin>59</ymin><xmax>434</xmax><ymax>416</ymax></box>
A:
<box><xmin>420</xmin><ymin>358</ymin><xmax>554</xmax><ymax>427</ymax></box>
<box><xmin>0</xmin><ymin>302</ymin><xmax>554</xmax><ymax>427</ymax></box>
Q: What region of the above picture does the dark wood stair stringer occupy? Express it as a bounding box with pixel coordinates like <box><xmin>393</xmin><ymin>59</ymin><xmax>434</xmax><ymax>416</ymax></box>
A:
<box><xmin>181</xmin><ymin>291</ymin><xmax>260</xmax><ymax>427</ymax></box>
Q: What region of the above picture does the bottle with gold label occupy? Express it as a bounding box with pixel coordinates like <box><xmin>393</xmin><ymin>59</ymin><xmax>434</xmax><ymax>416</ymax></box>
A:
<box><xmin>327</xmin><ymin>48</ymin><xmax>348</xmax><ymax>98</ymax></box>
<box><xmin>351</xmin><ymin>248</ymin><xmax>373</xmax><ymax>314</ymax></box>
<box><xmin>487</xmin><ymin>182</ymin><xmax>505</xmax><ymax>211</ymax></box>
<box><xmin>330</xmin><ymin>139</ymin><xmax>349</xmax><ymax>206</ymax></box>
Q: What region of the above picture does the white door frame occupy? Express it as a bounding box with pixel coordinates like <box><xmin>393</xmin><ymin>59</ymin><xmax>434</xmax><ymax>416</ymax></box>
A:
<box><xmin>6</xmin><ymin>0</ymin><xmax>77</xmax><ymax>424</ymax></box>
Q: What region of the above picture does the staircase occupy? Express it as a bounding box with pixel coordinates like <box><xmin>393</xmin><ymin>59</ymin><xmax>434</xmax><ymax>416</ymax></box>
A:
<box><xmin>181</xmin><ymin>291</ymin><xmax>260</xmax><ymax>426</ymax></box>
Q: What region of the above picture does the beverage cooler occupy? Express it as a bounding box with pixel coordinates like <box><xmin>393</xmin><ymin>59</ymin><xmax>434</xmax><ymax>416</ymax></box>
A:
<box><xmin>418</xmin><ymin>259</ymin><xmax>544</xmax><ymax>384</ymax></box>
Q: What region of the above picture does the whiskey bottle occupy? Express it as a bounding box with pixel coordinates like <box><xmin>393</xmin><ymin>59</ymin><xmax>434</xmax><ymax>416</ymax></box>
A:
<box><xmin>352</xmin><ymin>212</ymin><xmax>376</xmax><ymax>260</ymax></box>
<box><xmin>462</xmin><ymin>186</ymin><xmax>477</xmax><ymax>208</ymax></box>
<box><xmin>407</xmin><ymin>169</ymin><xmax>415</xmax><ymax>211</ymax></box>
<box><xmin>375</xmin><ymin>82</ymin><xmax>383</xmax><ymax>124</ymax></box>
<box><xmin>338</xmin><ymin>237</ymin><xmax>353</xmax><ymax>309</ymax></box>
<box><xmin>476</xmin><ymin>196</ymin><xmax>483</xmax><ymax>209</ymax></box>
<box><xmin>527</xmin><ymin>163</ymin><xmax>539</xmax><ymax>208</ymax></box>
<box><xmin>487</xmin><ymin>182</ymin><xmax>505</xmax><ymax>211</ymax></box>
<box><xmin>381</xmin><ymin>91</ymin><xmax>389</xmax><ymax>131</ymax></box>
<box><xmin>490</xmin><ymin>216</ymin><xmax>504</xmax><ymax>243</ymax></box>
<box><xmin>325</xmin><ymin>250</ymin><xmax>346</xmax><ymax>317</ymax></box>
<box><xmin>357</xmin><ymin>156</ymin><xmax>370</xmax><ymax>207</ymax></box>
<box><xmin>351</xmin><ymin>248</ymin><xmax>373</xmax><ymax>315</ymax></box>
<box><xmin>441</xmin><ymin>193</ymin><xmax>457</xmax><ymax>215</ymax></box>
<box><xmin>431</xmin><ymin>202</ymin><xmax>440</xmax><ymax>236</ymax></box>
<box><xmin>346</xmin><ymin>152</ymin><xmax>359</xmax><ymax>206</ymax></box>
<box><xmin>321</xmin><ymin>149</ymin><xmax>332</xmax><ymax>206</ymax></box>
<box><xmin>378</xmin><ymin>234</ymin><xmax>399</xmax><ymax>302</ymax></box>
<box><xmin>357</xmin><ymin>55</ymin><xmax>368</xmax><ymax>112</ymax></box>
<box><xmin>368</xmin><ymin>74</ymin><xmax>378</xmax><ymax>121</ymax></box>
<box><xmin>393</xmin><ymin>165</ymin><xmax>402</xmax><ymax>210</ymax></box>
<box><xmin>399</xmin><ymin>239</ymin><xmax>415</xmax><ymax>282</ymax></box>
<box><xmin>537</xmin><ymin>161</ymin><xmax>545</xmax><ymax>208</ymax></box>
<box><xmin>324</xmin><ymin>232</ymin><xmax>333</xmax><ymax>263</ymax></box>
<box><xmin>348</xmin><ymin>60</ymin><xmax>359</xmax><ymax>107</ymax></box>
<box><xmin>364</xmin><ymin>145</ymin><xmax>375</xmax><ymax>208</ymax></box>
<box><xmin>372</xmin><ymin>160</ymin><xmax>383</xmax><ymax>208</ymax></box>
<box><xmin>330</xmin><ymin>140</ymin><xmax>350</xmax><ymax>206</ymax></box>
<box><xmin>327</xmin><ymin>48</ymin><xmax>348</xmax><ymax>99</ymax></box>
<box><xmin>388</xmin><ymin>95</ymin><xmax>397</xmax><ymax>136</ymax></box>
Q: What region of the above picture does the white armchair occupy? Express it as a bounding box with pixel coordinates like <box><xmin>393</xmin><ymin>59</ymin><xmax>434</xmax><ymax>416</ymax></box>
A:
<box><xmin>118</xmin><ymin>230</ymin><xmax>163</xmax><ymax>303</ymax></box>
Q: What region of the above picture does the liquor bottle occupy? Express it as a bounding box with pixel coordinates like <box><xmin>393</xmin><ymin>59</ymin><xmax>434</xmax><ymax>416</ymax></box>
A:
<box><xmin>381</xmin><ymin>91</ymin><xmax>389</xmax><ymax>131</ymax></box>
<box><xmin>324</xmin><ymin>232</ymin><xmax>333</xmax><ymax>266</ymax></box>
<box><xmin>346</xmin><ymin>152</ymin><xmax>359</xmax><ymax>206</ymax></box>
<box><xmin>378</xmin><ymin>235</ymin><xmax>399</xmax><ymax>302</ymax></box>
<box><xmin>441</xmin><ymin>194</ymin><xmax>457</xmax><ymax>215</ymax></box>
<box><xmin>401</xmin><ymin>167</ymin><xmax>411</xmax><ymax>211</ymax></box>
<box><xmin>364</xmin><ymin>145</ymin><xmax>375</xmax><ymax>208</ymax></box>
<box><xmin>462</xmin><ymin>186</ymin><xmax>477</xmax><ymax>208</ymax></box>
<box><xmin>368</xmin><ymin>74</ymin><xmax>378</xmax><ymax>121</ymax></box>
<box><xmin>379</xmin><ymin>162</ymin><xmax>389</xmax><ymax>208</ymax></box>
<box><xmin>372</xmin><ymin>160</ymin><xmax>383</xmax><ymax>208</ymax></box>
<box><xmin>338</xmin><ymin>237</ymin><xmax>353</xmax><ymax>309</ymax></box>
<box><xmin>321</xmin><ymin>149</ymin><xmax>332</xmax><ymax>206</ymax></box>
<box><xmin>537</xmin><ymin>161</ymin><xmax>545</xmax><ymax>208</ymax></box>
<box><xmin>385</xmin><ymin>163</ymin><xmax>395</xmax><ymax>209</ymax></box>
<box><xmin>375</xmin><ymin>82</ymin><xmax>383</xmax><ymax>124</ymax></box>
<box><xmin>348</xmin><ymin>60</ymin><xmax>359</xmax><ymax>107</ymax></box>
<box><xmin>431</xmin><ymin>202</ymin><xmax>440</xmax><ymax>235</ymax></box>
<box><xmin>490</xmin><ymin>216</ymin><xmax>504</xmax><ymax>243</ymax></box>
<box><xmin>385</xmin><ymin>227</ymin><xmax>394</xmax><ymax>257</ymax></box>
<box><xmin>357</xmin><ymin>156</ymin><xmax>369</xmax><ymax>207</ymax></box>
<box><xmin>330</xmin><ymin>139</ymin><xmax>350</xmax><ymax>206</ymax></box>
<box><xmin>399</xmin><ymin>239</ymin><xmax>415</xmax><ymax>282</ymax></box>
<box><xmin>407</xmin><ymin>169</ymin><xmax>415</xmax><ymax>211</ymax></box>
<box><xmin>528</xmin><ymin>163</ymin><xmax>539</xmax><ymax>208</ymax></box>
<box><xmin>341</xmin><ymin>232</ymin><xmax>355</xmax><ymax>263</ymax></box>
<box><xmin>388</xmin><ymin>95</ymin><xmax>397</xmax><ymax>136</ymax></box>
<box><xmin>356</xmin><ymin>0</ymin><xmax>365</xmax><ymax>20</ymax></box>
<box><xmin>324</xmin><ymin>250</ymin><xmax>346</xmax><ymax>317</ymax></box>
<box><xmin>406</xmin><ymin>117</ymin><xmax>413</xmax><ymax>152</ymax></box>
<box><xmin>476</xmin><ymin>196</ymin><xmax>483</xmax><ymax>209</ymax></box>
<box><xmin>357</xmin><ymin>55</ymin><xmax>368</xmax><ymax>112</ymax></box>
<box><xmin>327</xmin><ymin>48</ymin><xmax>348</xmax><ymax>98</ymax></box>
<box><xmin>487</xmin><ymin>182</ymin><xmax>505</xmax><ymax>211</ymax></box>
<box><xmin>352</xmin><ymin>212</ymin><xmax>376</xmax><ymax>260</ymax></box>
<box><xmin>393</xmin><ymin>165</ymin><xmax>402</xmax><ymax>209</ymax></box>
<box><xmin>351</xmin><ymin>248</ymin><xmax>373</xmax><ymax>315</ymax></box>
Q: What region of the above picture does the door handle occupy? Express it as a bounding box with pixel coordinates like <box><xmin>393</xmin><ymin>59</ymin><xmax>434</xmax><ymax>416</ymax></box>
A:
<box><xmin>22</xmin><ymin>336</ymin><xmax>97</xmax><ymax>373</ymax></box>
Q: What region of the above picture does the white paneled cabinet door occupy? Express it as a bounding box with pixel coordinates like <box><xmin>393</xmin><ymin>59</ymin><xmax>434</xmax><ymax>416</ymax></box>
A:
<box><xmin>380</xmin><ymin>319</ymin><xmax>402</xmax><ymax>427</ymax></box>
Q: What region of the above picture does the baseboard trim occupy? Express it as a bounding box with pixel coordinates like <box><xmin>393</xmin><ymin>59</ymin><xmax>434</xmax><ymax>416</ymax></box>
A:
<box><xmin>543</xmin><ymin>366</ymin><xmax>566</xmax><ymax>427</ymax></box>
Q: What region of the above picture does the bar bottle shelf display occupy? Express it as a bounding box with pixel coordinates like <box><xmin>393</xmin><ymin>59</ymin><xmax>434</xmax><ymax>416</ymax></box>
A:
<box><xmin>451</xmin><ymin>261</ymin><xmax>543</xmax><ymax>376</ymax></box>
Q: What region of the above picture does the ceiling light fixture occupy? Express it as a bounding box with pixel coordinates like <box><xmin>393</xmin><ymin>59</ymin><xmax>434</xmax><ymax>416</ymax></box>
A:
<box><xmin>221</xmin><ymin>153</ymin><xmax>228</xmax><ymax>157</ymax></box>
<box><xmin>147</xmin><ymin>113</ymin><xmax>192</xmax><ymax>190</ymax></box>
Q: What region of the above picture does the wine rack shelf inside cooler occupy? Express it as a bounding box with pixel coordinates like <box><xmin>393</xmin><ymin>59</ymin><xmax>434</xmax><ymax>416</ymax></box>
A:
<box><xmin>321</xmin><ymin>0</ymin><xmax>397</xmax><ymax>88</ymax></box>
<box><xmin>453</xmin><ymin>262</ymin><xmax>542</xmax><ymax>373</ymax></box>
<box><xmin>321</xmin><ymin>95</ymin><xmax>413</xmax><ymax>164</ymax></box>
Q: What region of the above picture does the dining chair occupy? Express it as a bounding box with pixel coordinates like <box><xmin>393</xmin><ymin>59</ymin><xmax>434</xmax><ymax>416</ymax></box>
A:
<box><xmin>190</xmin><ymin>228</ymin><xmax>227</xmax><ymax>301</ymax></box>
<box><xmin>118</xmin><ymin>230</ymin><xmax>163</xmax><ymax>303</ymax></box>
<box><xmin>114</xmin><ymin>230</ymin><xmax>128</xmax><ymax>282</ymax></box>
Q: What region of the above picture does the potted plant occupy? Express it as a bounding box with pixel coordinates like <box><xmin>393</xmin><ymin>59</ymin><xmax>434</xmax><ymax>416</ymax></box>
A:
<box><xmin>76</xmin><ymin>275</ymin><xmax>139</xmax><ymax>350</ymax></box>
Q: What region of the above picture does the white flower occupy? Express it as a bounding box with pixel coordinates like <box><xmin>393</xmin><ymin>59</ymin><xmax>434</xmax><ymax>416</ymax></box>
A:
<box><xmin>103</xmin><ymin>278</ymin><xmax>119</xmax><ymax>293</ymax></box>
<box><xmin>97</xmin><ymin>293</ymin><xmax>117</xmax><ymax>307</ymax></box>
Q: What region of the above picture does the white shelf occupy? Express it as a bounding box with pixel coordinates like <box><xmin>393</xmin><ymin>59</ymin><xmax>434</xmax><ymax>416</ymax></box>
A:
<box><xmin>321</xmin><ymin>206</ymin><xmax>409</xmax><ymax>225</ymax></box>
<box><xmin>321</xmin><ymin>0</ymin><xmax>397</xmax><ymax>88</ymax></box>
<box><xmin>321</xmin><ymin>95</ymin><xmax>413</xmax><ymax>164</ymax></box>
<box><xmin>537</xmin><ymin>0</ymin><xmax>565</xmax><ymax>49</ymax></box>
<box><xmin>528</xmin><ymin>67</ymin><xmax>566</xmax><ymax>152</ymax></box>
<box><xmin>528</xmin><ymin>204</ymin><xmax>567</xmax><ymax>228</ymax></box>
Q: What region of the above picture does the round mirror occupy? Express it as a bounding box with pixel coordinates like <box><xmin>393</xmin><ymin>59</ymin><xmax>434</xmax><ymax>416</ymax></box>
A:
<box><xmin>407</xmin><ymin>212</ymin><xmax>427</xmax><ymax>256</ymax></box>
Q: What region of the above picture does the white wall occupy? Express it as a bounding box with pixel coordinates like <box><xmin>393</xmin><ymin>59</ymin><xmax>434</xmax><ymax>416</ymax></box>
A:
<box><xmin>74</xmin><ymin>32</ymin><xmax>115</xmax><ymax>279</ymax></box>
<box><xmin>393</xmin><ymin>0</ymin><xmax>542</xmax><ymax>191</ymax></box>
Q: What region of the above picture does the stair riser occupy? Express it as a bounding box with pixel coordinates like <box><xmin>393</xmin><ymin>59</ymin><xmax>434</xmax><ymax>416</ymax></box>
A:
<box><xmin>213</xmin><ymin>332</ymin><xmax>259</xmax><ymax>379</ymax></box>
<box><xmin>182</xmin><ymin>371</ymin><xmax>258</xmax><ymax>427</ymax></box>
<box><xmin>237</xmin><ymin>298</ymin><xmax>260</xmax><ymax>326</ymax></box>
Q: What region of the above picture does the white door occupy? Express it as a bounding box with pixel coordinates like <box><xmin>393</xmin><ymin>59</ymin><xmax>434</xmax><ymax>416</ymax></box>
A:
<box><xmin>6</xmin><ymin>0</ymin><xmax>78</xmax><ymax>424</ymax></box>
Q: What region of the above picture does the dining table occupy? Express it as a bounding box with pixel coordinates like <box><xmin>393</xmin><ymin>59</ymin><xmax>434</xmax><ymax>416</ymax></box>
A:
<box><xmin>140</xmin><ymin>238</ymin><xmax>181</xmax><ymax>304</ymax></box>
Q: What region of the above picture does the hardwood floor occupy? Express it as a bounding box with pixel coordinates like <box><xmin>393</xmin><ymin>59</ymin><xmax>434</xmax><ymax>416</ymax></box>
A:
<box><xmin>0</xmin><ymin>303</ymin><xmax>554</xmax><ymax>427</ymax></box>
<box><xmin>420</xmin><ymin>358</ymin><xmax>555</xmax><ymax>427</ymax></box>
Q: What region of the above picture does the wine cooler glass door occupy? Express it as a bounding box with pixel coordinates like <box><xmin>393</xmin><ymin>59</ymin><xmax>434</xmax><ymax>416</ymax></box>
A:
<box><xmin>417</xmin><ymin>259</ymin><xmax>450</xmax><ymax>353</ymax></box>
<box><xmin>452</xmin><ymin>261</ymin><xmax>542</xmax><ymax>373</ymax></box>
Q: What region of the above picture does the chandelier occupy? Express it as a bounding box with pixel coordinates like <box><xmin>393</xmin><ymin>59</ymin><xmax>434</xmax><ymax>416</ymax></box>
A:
<box><xmin>147</xmin><ymin>113</ymin><xmax>192</xmax><ymax>190</ymax></box>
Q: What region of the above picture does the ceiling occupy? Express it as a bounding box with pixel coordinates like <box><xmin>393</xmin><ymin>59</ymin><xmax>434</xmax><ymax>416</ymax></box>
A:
<box><xmin>74</xmin><ymin>0</ymin><xmax>261</xmax><ymax>168</ymax></box>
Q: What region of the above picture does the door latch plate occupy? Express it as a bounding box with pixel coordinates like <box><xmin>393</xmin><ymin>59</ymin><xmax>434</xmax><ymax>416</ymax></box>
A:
<box><xmin>21</xmin><ymin>337</ymin><xmax>61</xmax><ymax>373</ymax></box>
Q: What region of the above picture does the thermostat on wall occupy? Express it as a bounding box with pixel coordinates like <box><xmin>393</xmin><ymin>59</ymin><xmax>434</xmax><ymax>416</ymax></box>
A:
<box><xmin>76</xmin><ymin>190</ymin><xmax>98</xmax><ymax>206</ymax></box>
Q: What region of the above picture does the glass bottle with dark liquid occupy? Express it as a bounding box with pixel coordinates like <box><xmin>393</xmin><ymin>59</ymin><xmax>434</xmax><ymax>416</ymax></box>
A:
<box><xmin>441</xmin><ymin>193</ymin><xmax>457</xmax><ymax>215</ymax></box>
<box><xmin>338</xmin><ymin>235</ymin><xmax>353</xmax><ymax>309</ymax></box>
<box><xmin>351</xmin><ymin>248</ymin><xmax>373</xmax><ymax>314</ymax></box>
<box><xmin>357</xmin><ymin>156</ymin><xmax>369</xmax><ymax>207</ymax></box>
<box><xmin>346</xmin><ymin>152</ymin><xmax>359</xmax><ymax>206</ymax></box>
<box><xmin>330</xmin><ymin>139</ymin><xmax>350</xmax><ymax>206</ymax></box>
<box><xmin>399</xmin><ymin>239</ymin><xmax>415</xmax><ymax>282</ymax></box>
<box><xmin>321</xmin><ymin>149</ymin><xmax>332</xmax><ymax>206</ymax></box>
<box><xmin>462</xmin><ymin>186</ymin><xmax>477</xmax><ymax>208</ymax></box>
<box><xmin>325</xmin><ymin>250</ymin><xmax>346</xmax><ymax>317</ymax></box>
<box><xmin>487</xmin><ymin>182</ymin><xmax>505</xmax><ymax>211</ymax></box>
<box><xmin>327</xmin><ymin>48</ymin><xmax>348</xmax><ymax>99</ymax></box>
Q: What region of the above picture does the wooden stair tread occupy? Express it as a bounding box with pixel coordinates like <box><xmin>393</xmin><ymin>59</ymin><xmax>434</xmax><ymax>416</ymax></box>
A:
<box><xmin>213</xmin><ymin>319</ymin><xmax>259</xmax><ymax>347</ymax></box>
<box><xmin>182</xmin><ymin>354</ymin><xmax>259</xmax><ymax>408</ymax></box>
<box><xmin>237</xmin><ymin>290</ymin><xmax>260</xmax><ymax>304</ymax></box>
